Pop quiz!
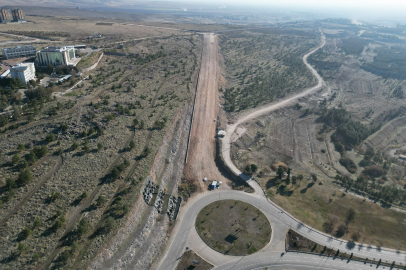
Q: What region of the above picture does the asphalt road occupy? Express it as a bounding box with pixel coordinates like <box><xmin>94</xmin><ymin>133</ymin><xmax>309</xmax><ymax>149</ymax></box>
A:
<box><xmin>157</xmin><ymin>190</ymin><xmax>406</xmax><ymax>270</ymax></box>
<box><xmin>155</xmin><ymin>31</ymin><xmax>406</xmax><ymax>270</ymax></box>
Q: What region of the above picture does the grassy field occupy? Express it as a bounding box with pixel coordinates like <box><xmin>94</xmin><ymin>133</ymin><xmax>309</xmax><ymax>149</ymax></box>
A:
<box><xmin>175</xmin><ymin>250</ymin><xmax>213</xmax><ymax>270</ymax></box>
<box><xmin>195</xmin><ymin>200</ymin><xmax>271</xmax><ymax>256</ymax></box>
<box><xmin>76</xmin><ymin>51</ymin><xmax>102</xmax><ymax>69</ymax></box>
<box><xmin>259</xmin><ymin>176</ymin><xmax>406</xmax><ymax>250</ymax></box>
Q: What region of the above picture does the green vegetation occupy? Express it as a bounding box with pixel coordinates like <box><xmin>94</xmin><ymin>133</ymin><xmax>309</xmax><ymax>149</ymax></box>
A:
<box><xmin>221</xmin><ymin>29</ymin><xmax>317</xmax><ymax>111</ymax></box>
<box><xmin>77</xmin><ymin>51</ymin><xmax>103</xmax><ymax>69</ymax></box>
<box><xmin>320</xmin><ymin>108</ymin><xmax>371</xmax><ymax>150</ymax></box>
<box><xmin>196</xmin><ymin>200</ymin><xmax>271</xmax><ymax>256</ymax></box>
<box><xmin>340</xmin><ymin>37</ymin><xmax>369</xmax><ymax>55</ymax></box>
<box><xmin>362</xmin><ymin>46</ymin><xmax>406</xmax><ymax>80</ymax></box>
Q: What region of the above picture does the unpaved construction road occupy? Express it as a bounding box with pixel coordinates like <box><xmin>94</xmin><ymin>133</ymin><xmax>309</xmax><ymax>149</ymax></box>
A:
<box><xmin>156</xmin><ymin>31</ymin><xmax>406</xmax><ymax>270</ymax></box>
<box><xmin>183</xmin><ymin>33</ymin><xmax>226</xmax><ymax>190</ymax></box>
<box><xmin>221</xmin><ymin>32</ymin><xmax>326</xmax><ymax>183</ymax></box>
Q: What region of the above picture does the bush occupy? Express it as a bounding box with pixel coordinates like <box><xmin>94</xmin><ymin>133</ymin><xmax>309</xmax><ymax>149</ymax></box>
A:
<box><xmin>18</xmin><ymin>168</ymin><xmax>32</xmax><ymax>185</ymax></box>
<box><xmin>76</xmin><ymin>218</ymin><xmax>89</xmax><ymax>237</ymax></box>
<box><xmin>21</xmin><ymin>227</ymin><xmax>32</xmax><ymax>240</ymax></box>
<box><xmin>6</xmin><ymin>178</ymin><xmax>17</xmax><ymax>190</ymax></box>
<box><xmin>103</xmin><ymin>217</ymin><xmax>117</xmax><ymax>233</ymax></box>
<box><xmin>45</xmin><ymin>133</ymin><xmax>55</xmax><ymax>142</ymax></box>
<box><xmin>362</xmin><ymin>165</ymin><xmax>387</xmax><ymax>178</ymax></box>
<box><xmin>12</xmin><ymin>153</ymin><xmax>21</xmax><ymax>165</ymax></box>
<box><xmin>339</xmin><ymin>157</ymin><xmax>357</xmax><ymax>174</ymax></box>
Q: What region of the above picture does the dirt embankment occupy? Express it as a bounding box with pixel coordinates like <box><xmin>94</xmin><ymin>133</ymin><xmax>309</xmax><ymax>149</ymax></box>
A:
<box><xmin>90</xmin><ymin>99</ymin><xmax>193</xmax><ymax>270</ymax></box>
<box><xmin>183</xmin><ymin>33</ymin><xmax>227</xmax><ymax>190</ymax></box>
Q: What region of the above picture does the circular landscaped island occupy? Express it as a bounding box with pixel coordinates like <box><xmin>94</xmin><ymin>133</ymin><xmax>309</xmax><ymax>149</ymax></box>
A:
<box><xmin>195</xmin><ymin>200</ymin><xmax>272</xmax><ymax>255</ymax></box>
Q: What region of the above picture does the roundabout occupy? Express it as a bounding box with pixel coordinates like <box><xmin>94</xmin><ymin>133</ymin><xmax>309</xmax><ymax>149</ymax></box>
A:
<box><xmin>195</xmin><ymin>200</ymin><xmax>272</xmax><ymax>256</ymax></box>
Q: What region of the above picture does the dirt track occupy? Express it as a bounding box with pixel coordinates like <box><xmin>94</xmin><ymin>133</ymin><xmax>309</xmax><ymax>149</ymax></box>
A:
<box><xmin>221</xmin><ymin>32</ymin><xmax>326</xmax><ymax>182</ymax></box>
<box><xmin>183</xmin><ymin>33</ymin><xmax>225</xmax><ymax>190</ymax></box>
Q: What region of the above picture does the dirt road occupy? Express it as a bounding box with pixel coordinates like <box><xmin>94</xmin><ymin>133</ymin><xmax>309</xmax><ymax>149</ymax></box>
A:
<box><xmin>221</xmin><ymin>32</ymin><xmax>326</xmax><ymax>181</ymax></box>
<box><xmin>183</xmin><ymin>33</ymin><xmax>225</xmax><ymax>190</ymax></box>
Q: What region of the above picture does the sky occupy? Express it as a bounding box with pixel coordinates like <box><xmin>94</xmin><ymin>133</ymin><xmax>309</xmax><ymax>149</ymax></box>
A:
<box><xmin>176</xmin><ymin>0</ymin><xmax>406</xmax><ymax>22</ymax></box>
<box><xmin>192</xmin><ymin>0</ymin><xmax>406</xmax><ymax>9</ymax></box>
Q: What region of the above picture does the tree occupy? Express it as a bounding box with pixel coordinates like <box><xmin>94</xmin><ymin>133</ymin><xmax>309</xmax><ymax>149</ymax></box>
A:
<box><xmin>287</xmin><ymin>168</ymin><xmax>291</xmax><ymax>181</ymax></box>
<box><xmin>336</xmin><ymin>224</ymin><xmax>347</xmax><ymax>237</ymax></box>
<box><xmin>45</xmin><ymin>133</ymin><xmax>55</xmax><ymax>143</ymax></box>
<box><xmin>139</xmin><ymin>120</ymin><xmax>145</xmax><ymax>129</ymax></box>
<box><xmin>6</xmin><ymin>178</ymin><xmax>17</xmax><ymax>190</ymax></box>
<box><xmin>76</xmin><ymin>218</ymin><xmax>89</xmax><ymax>237</ymax></box>
<box><xmin>96</xmin><ymin>195</ymin><xmax>106</xmax><ymax>207</ymax></box>
<box><xmin>129</xmin><ymin>140</ymin><xmax>135</xmax><ymax>150</ymax></box>
<box><xmin>250</xmin><ymin>164</ymin><xmax>258</xmax><ymax>173</ymax></box>
<box><xmin>82</xmin><ymin>145</ymin><xmax>90</xmax><ymax>153</ymax></box>
<box><xmin>17</xmin><ymin>143</ymin><xmax>25</xmax><ymax>151</ymax></box>
<box><xmin>292</xmin><ymin>176</ymin><xmax>297</xmax><ymax>186</ymax></box>
<box><xmin>97</xmin><ymin>143</ymin><xmax>103</xmax><ymax>151</ymax></box>
<box><xmin>346</xmin><ymin>208</ymin><xmax>356</xmax><ymax>225</ymax></box>
<box><xmin>71</xmin><ymin>142</ymin><xmax>79</xmax><ymax>150</ymax></box>
<box><xmin>34</xmin><ymin>218</ymin><xmax>42</xmax><ymax>229</ymax></box>
<box><xmin>103</xmin><ymin>217</ymin><xmax>117</xmax><ymax>233</ymax></box>
<box><xmin>21</xmin><ymin>227</ymin><xmax>32</xmax><ymax>240</ymax></box>
<box><xmin>311</xmin><ymin>174</ymin><xmax>317</xmax><ymax>182</ymax></box>
<box><xmin>277</xmin><ymin>166</ymin><xmax>284</xmax><ymax>180</ymax></box>
<box><xmin>80</xmin><ymin>191</ymin><xmax>88</xmax><ymax>200</ymax></box>
<box><xmin>17</xmin><ymin>243</ymin><xmax>28</xmax><ymax>254</ymax></box>
<box><xmin>110</xmin><ymin>167</ymin><xmax>120</xmax><ymax>179</ymax></box>
<box><xmin>245</xmin><ymin>164</ymin><xmax>251</xmax><ymax>173</ymax></box>
<box><xmin>12</xmin><ymin>153</ymin><xmax>21</xmax><ymax>165</ymax></box>
<box><xmin>18</xmin><ymin>168</ymin><xmax>32</xmax><ymax>185</ymax></box>
<box><xmin>285</xmin><ymin>176</ymin><xmax>291</xmax><ymax>186</ymax></box>
<box><xmin>351</xmin><ymin>232</ymin><xmax>360</xmax><ymax>241</ymax></box>
<box><xmin>133</xmin><ymin>118</ymin><xmax>139</xmax><ymax>126</ymax></box>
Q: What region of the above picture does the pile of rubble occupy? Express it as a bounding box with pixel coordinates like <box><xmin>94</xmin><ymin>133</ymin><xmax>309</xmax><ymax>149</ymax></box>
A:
<box><xmin>167</xmin><ymin>196</ymin><xmax>181</xmax><ymax>220</ymax></box>
<box><xmin>143</xmin><ymin>180</ymin><xmax>156</xmax><ymax>204</ymax></box>
<box><xmin>154</xmin><ymin>189</ymin><xmax>165</xmax><ymax>213</ymax></box>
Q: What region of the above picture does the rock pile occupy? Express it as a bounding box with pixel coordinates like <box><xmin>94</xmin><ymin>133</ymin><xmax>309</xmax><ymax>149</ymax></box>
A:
<box><xmin>143</xmin><ymin>180</ymin><xmax>156</xmax><ymax>204</ymax></box>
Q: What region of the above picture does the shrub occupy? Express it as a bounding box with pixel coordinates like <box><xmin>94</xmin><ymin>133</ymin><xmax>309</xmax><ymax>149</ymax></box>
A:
<box><xmin>339</xmin><ymin>157</ymin><xmax>357</xmax><ymax>174</ymax></box>
<box><xmin>12</xmin><ymin>154</ymin><xmax>21</xmax><ymax>165</ymax></box>
<box><xmin>76</xmin><ymin>218</ymin><xmax>89</xmax><ymax>237</ymax></box>
<box><xmin>103</xmin><ymin>217</ymin><xmax>117</xmax><ymax>233</ymax></box>
<box><xmin>45</xmin><ymin>133</ymin><xmax>55</xmax><ymax>142</ymax></box>
<box><xmin>21</xmin><ymin>227</ymin><xmax>32</xmax><ymax>240</ymax></box>
<box><xmin>362</xmin><ymin>165</ymin><xmax>387</xmax><ymax>178</ymax></box>
<box><xmin>6</xmin><ymin>178</ymin><xmax>17</xmax><ymax>190</ymax></box>
<box><xmin>18</xmin><ymin>169</ymin><xmax>32</xmax><ymax>185</ymax></box>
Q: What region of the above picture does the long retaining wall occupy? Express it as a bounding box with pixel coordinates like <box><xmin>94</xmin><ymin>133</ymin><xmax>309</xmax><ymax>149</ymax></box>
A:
<box><xmin>215</xmin><ymin>135</ymin><xmax>252</xmax><ymax>190</ymax></box>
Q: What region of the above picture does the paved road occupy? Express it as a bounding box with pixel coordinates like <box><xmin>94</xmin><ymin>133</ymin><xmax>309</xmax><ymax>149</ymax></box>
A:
<box><xmin>156</xmin><ymin>31</ymin><xmax>406</xmax><ymax>270</ymax></box>
<box><xmin>157</xmin><ymin>190</ymin><xmax>406</xmax><ymax>270</ymax></box>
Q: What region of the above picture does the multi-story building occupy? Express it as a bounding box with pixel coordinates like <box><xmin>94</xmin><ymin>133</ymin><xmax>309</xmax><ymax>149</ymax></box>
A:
<box><xmin>10</xmin><ymin>63</ymin><xmax>36</xmax><ymax>84</ymax></box>
<box><xmin>0</xmin><ymin>9</ymin><xmax>12</xmax><ymax>23</ymax></box>
<box><xmin>36</xmin><ymin>46</ymin><xmax>76</xmax><ymax>67</ymax></box>
<box><xmin>0</xmin><ymin>9</ymin><xmax>25</xmax><ymax>23</ymax></box>
<box><xmin>1</xmin><ymin>46</ymin><xmax>36</xmax><ymax>59</ymax></box>
<box><xmin>11</xmin><ymin>9</ymin><xmax>25</xmax><ymax>22</ymax></box>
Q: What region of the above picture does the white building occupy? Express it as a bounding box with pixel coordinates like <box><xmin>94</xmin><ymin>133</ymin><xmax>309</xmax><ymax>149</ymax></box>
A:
<box><xmin>10</xmin><ymin>63</ymin><xmax>35</xmax><ymax>84</ymax></box>
<box><xmin>36</xmin><ymin>46</ymin><xmax>76</xmax><ymax>66</ymax></box>
<box><xmin>1</xmin><ymin>46</ymin><xmax>36</xmax><ymax>59</ymax></box>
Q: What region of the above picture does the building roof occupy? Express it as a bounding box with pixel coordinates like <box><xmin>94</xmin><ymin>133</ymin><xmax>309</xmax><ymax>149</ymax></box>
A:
<box><xmin>2</xmin><ymin>45</ymin><xmax>35</xmax><ymax>51</ymax></box>
<box><xmin>38</xmin><ymin>46</ymin><xmax>74</xmax><ymax>53</ymax></box>
<box><xmin>10</xmin><ymin>63</ymin><xmax>34</xmax><ymax>72</ymax></box>
<box><xmin>212</xmin><ymin>181</ymin><xmax>218</xmax><ymax>186</ymax></box>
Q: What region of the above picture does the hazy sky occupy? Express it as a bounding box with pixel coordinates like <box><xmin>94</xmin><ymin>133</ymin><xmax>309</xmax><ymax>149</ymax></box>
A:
<box><xmin>196</xmin><ymin>0</ymin><xmax>406</xmax><ymax>9</ymax></box>
<box><xmin>179</xmin><ymin>0</ymin><xmax>406</xmax><ymax>21</ymax></box>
